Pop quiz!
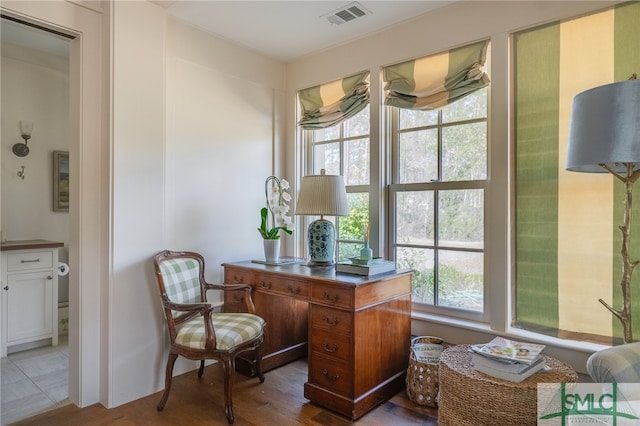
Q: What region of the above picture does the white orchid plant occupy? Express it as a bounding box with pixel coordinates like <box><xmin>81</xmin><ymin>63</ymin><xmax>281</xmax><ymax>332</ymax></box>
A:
<box><xmin>258</xmin><ymin>176</ymin><xmax>293</xmax><ymax>240</ymax></box>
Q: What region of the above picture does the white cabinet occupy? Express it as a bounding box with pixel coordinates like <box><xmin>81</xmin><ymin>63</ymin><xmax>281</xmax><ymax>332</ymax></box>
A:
<box><xmin>1</xmin><ymin>240</ymin><xmax>63</xmax><ymax>357</ymax></box>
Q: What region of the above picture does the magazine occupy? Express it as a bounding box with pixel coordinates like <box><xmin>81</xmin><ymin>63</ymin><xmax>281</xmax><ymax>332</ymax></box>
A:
<box><xmin>474</xmin><ymin>357</ymin><xmax>547</xmax><ymax>383</ymax></box>
<box><xmin>475</xmin><ymin>337</ymin><xmax>545</xmax><ymax>365</ymax></box>
<box><xmin>412</xmin><ymin>342</ymin><xmax>444</xmax><ymax>364</ymax></box>
<box><xmin>471</xmin><ymin>352</ymin><xmax>532</xmax><ymax>373</ymax></box>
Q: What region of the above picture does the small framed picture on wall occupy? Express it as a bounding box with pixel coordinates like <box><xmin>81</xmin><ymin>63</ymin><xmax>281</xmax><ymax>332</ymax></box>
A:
<box><xmin>53</xmin><ymin>151</ymin><xmax>69</xmax><ymax>212</ymax></box>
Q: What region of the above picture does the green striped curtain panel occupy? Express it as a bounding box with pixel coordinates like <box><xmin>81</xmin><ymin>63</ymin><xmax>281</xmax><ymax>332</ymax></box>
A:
<box><xmin>514</xmin><ymin>1</ymin><xmax>640</xmax><ymax>343</ymax></box>
<box><xmin>298</xmin><ymin>71</ymin><xmax>370</xmax><ymax>129</ymax></box>
<box><xmin>383</xmin><ymin>40</ymin><xmax>490</xmax><ymax>110</ymax></box>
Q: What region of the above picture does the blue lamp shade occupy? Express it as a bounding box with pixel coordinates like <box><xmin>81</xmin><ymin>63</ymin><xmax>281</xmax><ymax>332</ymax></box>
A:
<box><xmin>566</xmin><ymin>80</ymin><xmax>640</xmax><ymax>172</ymax></box>
<box><xmin>295</xmin><ymin>173</ymin><xmax>349</xmax><ymax>265</ymax></box>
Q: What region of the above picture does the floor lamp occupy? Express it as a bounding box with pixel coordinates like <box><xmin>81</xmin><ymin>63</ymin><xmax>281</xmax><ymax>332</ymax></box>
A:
<box><xmin>295</xmin><ymin>170</ymin><xmax>349</xmax><ymax>266</ymax></box>
<box><xmin>566</xmin><ymin>77</ymin><xmax>640</xmax><ymax>343</ymax></box>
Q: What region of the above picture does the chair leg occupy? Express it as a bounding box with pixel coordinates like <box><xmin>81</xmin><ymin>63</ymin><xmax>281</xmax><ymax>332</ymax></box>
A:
<box><xmin>222</xmin><ymin>356</ymin><xmax>236</xmax><ymax>424</ymax></box>
<box><xmin>157</xmin><ymin>353</ymin><xmax>178</xmax><ymax>411</ymax></box>
<box><xmin>198</xmin><ymin>359</ymin><xmax>205</xmax><ymax>378</ymax></box>
<box><xmin>255</xmin><ymin>340</ymin><xmax>265</xmax><ymax>383</ymax></box>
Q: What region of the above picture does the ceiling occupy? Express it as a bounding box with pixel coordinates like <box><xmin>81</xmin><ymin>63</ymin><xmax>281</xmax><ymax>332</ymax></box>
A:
<box><xmin>153</xmin><ymin>1</ymin><xmax>455</xmax><ymax>61</ymax></box>
<box><xmin>1</xmin><ymin>1</ymin><xmax>455</xmax><ymax>62</ymax></box>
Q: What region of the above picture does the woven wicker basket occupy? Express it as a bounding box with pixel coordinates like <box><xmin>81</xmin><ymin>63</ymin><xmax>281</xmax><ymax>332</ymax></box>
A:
<box><xmin>406</xmin><ymin>336</ymin><xmax>444</xmax><ymax>408</ymax></box>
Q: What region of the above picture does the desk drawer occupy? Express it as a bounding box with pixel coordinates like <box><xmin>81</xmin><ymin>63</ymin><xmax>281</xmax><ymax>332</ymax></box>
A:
<box><xmin>224</xmin><ymin>268</ymin><xmax>254</xmax><ymax>285</ymax></box>
<box><xmin>310</xmin><ymin>329</ymin><xmax>351</xmax><ymax>362</ymax></box>
<box><xmin>7</xmin><ymin>251</ymin><xmax>54</xmax><ymax>272</ymax></box>
<box><xmin>255</xmin><ymin>274</ymin><xmax>308</xmax><ymax>298</ymax></box>
<box><xmin>310</xmin><ymin>284</ymin><xmax>353</xmax><ymax>309</ymax></box>
<box><xmin>309</xmin><ymin>354</ymin><xmax>353</xmax><ymax>396</ymax></box>
<box><xmin>309</xmin><ymin>305</ymin><xmax>352</xmax><ymax>334</ymax></box>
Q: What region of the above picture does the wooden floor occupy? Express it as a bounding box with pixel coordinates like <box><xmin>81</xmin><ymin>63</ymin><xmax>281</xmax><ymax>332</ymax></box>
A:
<box><xmin>12</xmin><ymin>359</ymin><xmax>438</xmax><ymax>425</ymax></box>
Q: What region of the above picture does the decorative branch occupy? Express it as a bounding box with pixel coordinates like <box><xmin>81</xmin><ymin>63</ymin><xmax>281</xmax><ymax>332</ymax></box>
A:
<box><xmin>601</xmin><ymin>162</ymin><xmax>640</xmax><ymax>343</ymax></box>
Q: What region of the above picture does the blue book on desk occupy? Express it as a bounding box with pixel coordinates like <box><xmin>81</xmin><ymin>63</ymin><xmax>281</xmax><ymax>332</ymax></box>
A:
<box><xmin>335</xmin><ymin>259</ymin><xmax>396</xmax><ymax>276</ymax></box>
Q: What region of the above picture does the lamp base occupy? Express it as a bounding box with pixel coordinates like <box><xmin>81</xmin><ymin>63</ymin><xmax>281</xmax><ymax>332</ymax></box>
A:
<box><xmin>307</xmin><ymin>218</ymin><xmax>337</xmax><ymax>265</ymax></box>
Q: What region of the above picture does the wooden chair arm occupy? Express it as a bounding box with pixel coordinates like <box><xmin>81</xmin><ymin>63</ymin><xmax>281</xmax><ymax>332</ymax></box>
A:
<box><xmin>162</xmin><ymin>295</ymin><xmax>217</xmax><ymax>350</ymax></box>
<box><xmin>204</xmin><ymin>283</ymin><xmax>257</xmax><ymax>314</ymax></box>
<box><xmin>204</xmin><ymin>282</ymin><xmax>251</xmax><ymax>292</ymax></box>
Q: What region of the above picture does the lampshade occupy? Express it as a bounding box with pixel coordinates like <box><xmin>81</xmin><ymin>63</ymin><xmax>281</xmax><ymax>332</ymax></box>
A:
<box><xmin>295</xmin><ymin>173</ymin><xmax>349</xmax><ymax>217</ymax></box>
<box><xmin>295</xmin><ymin>172</ymin><xmax>349</xmax><ymax>265</ymax></box>
<box><xmin>566</xmin><ymin>80</ymin><xmax>640</xmax><ymax>173</ymax></box>
<box><xmin>20</xmin><ymin>120</ymin><xmax>34</xmax><ymax>137</ymax></box>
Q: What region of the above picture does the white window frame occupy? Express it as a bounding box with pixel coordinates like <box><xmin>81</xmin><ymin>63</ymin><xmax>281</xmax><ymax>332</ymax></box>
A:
<box><xmin>386</xmin><ymin>91</ymin><xmax>490</xmax><ymax>323</ymax></box>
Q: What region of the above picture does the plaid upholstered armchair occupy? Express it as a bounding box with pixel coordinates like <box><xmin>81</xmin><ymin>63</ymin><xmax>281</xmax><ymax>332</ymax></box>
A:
<box><xmin>587</xmin><ymin>342</ymin><xmax>640</xmax><ymax>383</ymax></box>
<box><xmin>153</xmin><ymin>250</ymin><xmax>266</xmax><ymax>424</ymax></box>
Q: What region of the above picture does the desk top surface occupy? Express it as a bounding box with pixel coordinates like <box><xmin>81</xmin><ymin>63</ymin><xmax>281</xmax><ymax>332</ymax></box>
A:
<box><xmin>223</xmin><ymin>260</ymin><xmax>412</xmax><ymax>286</ymax></box>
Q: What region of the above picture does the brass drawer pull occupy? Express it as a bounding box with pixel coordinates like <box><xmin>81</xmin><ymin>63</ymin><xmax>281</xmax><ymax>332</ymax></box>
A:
<box><xmin>233</xmin><ymin>275</ymin><xmax>244</xmax><ymax>284</ymax></box>
<box><xmin>322</xmin><ymin>341</ymin><xmax>339</xmax><ymax>353</ymax></box>
<box><xmin>322</xmin><ymin>316</ymin><xmax>338</xmax><ymax>326</ymax></box>
<box><xmin>323</xmin><ymin>292</ymin><xmax>339</xmax><ymax>303</ymax></box>
<box><xmin>287</xmin><ymin>285</ymin><xmax>300</xmax><ymax>295</ymax></box>
<box><xmin>233</xmin><ymin>295</ymin><xmax>244</xmax><ymax>304</ymax></box>
<box><xmin>21</xmin><ymin>259</ymin><xmax>40</xmax><ymax>263</ymax></box>
<box><xmin>260</xmin><ymin>280</ymin><xmax>272</xmax><ymax>289</ymax></box>
<box><xmin>322</xmin><ymin>369</ymin><xmax>339</xmax><ymax>382</ymax></box>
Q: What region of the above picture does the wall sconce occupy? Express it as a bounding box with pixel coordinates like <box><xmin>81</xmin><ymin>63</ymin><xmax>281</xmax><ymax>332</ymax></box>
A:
<box><xmin>12</xmin><ymin>120</ymin><xmax>34</xmax><ymax>157</ymax></box>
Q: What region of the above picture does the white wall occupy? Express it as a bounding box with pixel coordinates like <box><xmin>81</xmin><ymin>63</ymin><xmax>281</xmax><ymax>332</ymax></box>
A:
<box><xmin>107</xmin><ymin>3</ymin><xmax>286</xmax><ymax>407</ymax></box>
<box><xmin>165</xmin><ymin>18</ymin><xmax>287</xmax><ymax>283</ymax></box>
<box><xmin>0</xmin><ymin>45</ymin><xmax>70</xmax><ymax>245</ymax></box>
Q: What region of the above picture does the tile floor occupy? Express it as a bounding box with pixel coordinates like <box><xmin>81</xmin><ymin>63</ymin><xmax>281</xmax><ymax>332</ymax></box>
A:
<box><xmin>1</xmin><ymin>335</ymin><xmax>69</xmax><ymax>425</ymax></box>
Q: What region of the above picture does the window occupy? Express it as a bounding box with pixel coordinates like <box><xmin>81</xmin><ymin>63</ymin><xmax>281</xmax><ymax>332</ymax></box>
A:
<box><xmin>389</xmin><ymin>87</ymin><xmax>488</xmax><ymax>315</ymax></box>
<box><xmin>513</xmin><ymin>2</ymin><xmax>640</xmax><ymax>343</ymax></box>
<box><xmin>306</xmin><ymin>105</ymin><xmax>371</xmax><ymax>261</ymax></box>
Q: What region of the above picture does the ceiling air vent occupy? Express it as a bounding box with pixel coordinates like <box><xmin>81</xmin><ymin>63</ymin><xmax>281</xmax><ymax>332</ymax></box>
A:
<box><xmin>322</xmin><ymin>2</ymin><xmax>371</xmax><ymax>26</ymax></box>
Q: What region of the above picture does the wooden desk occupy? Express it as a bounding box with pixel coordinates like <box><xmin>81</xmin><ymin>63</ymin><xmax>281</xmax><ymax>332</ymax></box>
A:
<box><xmin>222</xmin><ymin>261</ymin><xmax>412</xmax><ymax>420</ymax></box>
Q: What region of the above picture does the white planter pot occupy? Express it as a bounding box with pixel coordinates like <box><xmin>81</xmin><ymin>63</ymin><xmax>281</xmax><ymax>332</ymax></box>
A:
<box><xmin>263</xmin><ymin>239</ymin><xmax>280</xmax><ymax>262</ymax></box>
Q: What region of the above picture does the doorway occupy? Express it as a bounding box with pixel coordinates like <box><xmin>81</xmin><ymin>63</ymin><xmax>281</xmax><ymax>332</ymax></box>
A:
<box><xmin>0</xmin><ymin>16</ymin><xmax>72</xmax><ymax>423</ymax></box>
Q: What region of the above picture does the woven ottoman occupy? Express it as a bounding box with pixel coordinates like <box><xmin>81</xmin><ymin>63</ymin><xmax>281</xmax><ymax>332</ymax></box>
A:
<box><xmin>437</xmin><ymin>344</ymin><xmax>577</xmax><ymax>426</ymax></box>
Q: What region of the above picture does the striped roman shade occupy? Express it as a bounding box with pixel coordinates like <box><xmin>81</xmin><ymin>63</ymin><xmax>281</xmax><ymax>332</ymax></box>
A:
<box><xmin>298</xmin><ymin>71</ymin><xmax>370</xmax><ymax>129</ymax></box>
<box><xmin>514</xmin><ymin>1</ymin><xmax>640</xmax><ymax>343</ymax></box>
<box><xmin>383</xmin><ymin>40</ymin><xmax>490</xmax><ymax>110</ymax></box>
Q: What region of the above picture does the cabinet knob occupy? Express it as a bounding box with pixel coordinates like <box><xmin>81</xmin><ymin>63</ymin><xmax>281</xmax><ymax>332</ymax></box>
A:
<box><xmin>322</xmin><ymin>316</ymin><xmax>338</xmax><ymax>326</ymax></box>
<box><xmin>287</xmin><ymin>285</ymin><xmax>300</xmax><ymax>295</ymax></box>
<box><xmin>260</xmin><ymin>280</ymin><xmax>272</xmax><ymax>289</ymax></box>
<box><xmin>321</xmin><ymin>369</ymin><xmax>339</xmax><ymax>382</ymax></box>
<box><xmin>322</xmin><ymin>341</ymin><xmax>339</xmax><ymax>353</ymax></box>
<box><xmin>3</xmin><ymin>286</ymin><xmax>8</xmax><ymax>291</ymax></box>
<box><xmin>323</xmin><ymin>292</ymin><xmax>339</xmax><ymax>303</ymax></box>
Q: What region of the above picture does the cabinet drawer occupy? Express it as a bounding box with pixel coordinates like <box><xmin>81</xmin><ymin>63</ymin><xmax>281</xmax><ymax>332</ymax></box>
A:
<box><xmin>224</xmin><ymin>269</ymin><xmax>254</xmax><ymax>285</ymax></box>
<box><xmin>255</xmin><ymin>274</ymin><xmax>308</xmax><ymax>298</ymax></box>
<box><xmin>310</xmin><ymin>284</ymin><xmax>353</xmax><ymax>309</ymax></box>
<box><xmin>309</xmin><ymin>354</ymin><xmax>353</xmax><ymax>396</ymax></box>
<box><xmin>7</xmin><ymin>251</ymin><xmax>54</xmax><ymax>272</ymax></box>
<box><xmin>309</xmin><ymin>305</ymin><xmax>352</xmax><ymax>334</ymax></box>
<box><xmin>310</xmin><ymin>329</ymin><xmax>351</xmax><ymax>362</ymax></box>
